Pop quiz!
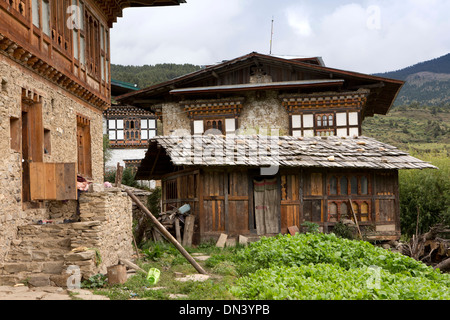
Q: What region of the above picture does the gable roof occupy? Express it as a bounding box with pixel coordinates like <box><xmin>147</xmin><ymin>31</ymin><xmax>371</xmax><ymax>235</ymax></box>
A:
<box><xmin>116</xmin><ymin>52</ymin><xmax>404</xmax><ymax>117</ymax></box>
<box><xmin>136</xmin><ymin>135</ymin><xmax>435</xmax><ymax>180</ymax></box>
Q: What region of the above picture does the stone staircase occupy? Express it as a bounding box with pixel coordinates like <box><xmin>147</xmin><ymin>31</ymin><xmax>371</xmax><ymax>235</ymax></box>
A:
<box><xmin>0</xmin><ymin>222</ymin><xmax>98</xmax><ymax>287</ymax></box>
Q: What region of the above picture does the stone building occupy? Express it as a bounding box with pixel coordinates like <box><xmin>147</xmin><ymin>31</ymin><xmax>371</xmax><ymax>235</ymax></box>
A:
<box><xmin>116</xmin><ymin>52</ymin><xmax>436</xmax><ymax>243</ymax></box>
<box><xmin>0</xmin><ymin>0</ymin><xmax>185</xmax><ymax>286</ymax></box>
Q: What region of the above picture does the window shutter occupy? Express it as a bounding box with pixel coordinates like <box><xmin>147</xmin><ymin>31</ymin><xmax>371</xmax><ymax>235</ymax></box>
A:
<box><xmin>30</xmin><ymin>162</ymin><xmax>77</xmax><ymax>200</ymax></box>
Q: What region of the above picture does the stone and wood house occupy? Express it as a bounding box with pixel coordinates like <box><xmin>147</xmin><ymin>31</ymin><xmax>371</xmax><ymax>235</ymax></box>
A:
<box><xmin>116</xmin><ymin>52</ymin><xmax>436</xmax><ymax>244</ymax></box>
<box><xmin>0</xmin><ymin>0</ymin><xmax>184</xmax><ymax>286</ymax></box>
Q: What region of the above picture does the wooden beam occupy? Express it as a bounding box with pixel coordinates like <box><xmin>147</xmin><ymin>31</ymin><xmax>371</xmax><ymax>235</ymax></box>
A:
<box><xmin>125</xmin><ymin>189</ymin><xmax>207</xmax><ymax>275</ymax></box>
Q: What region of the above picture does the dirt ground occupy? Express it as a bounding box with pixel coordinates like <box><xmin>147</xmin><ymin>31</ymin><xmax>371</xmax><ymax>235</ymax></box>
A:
<box><xmin>0</xmin><ymin>285</ymin><xmax>109</xmax><ymax>300</ymax></box>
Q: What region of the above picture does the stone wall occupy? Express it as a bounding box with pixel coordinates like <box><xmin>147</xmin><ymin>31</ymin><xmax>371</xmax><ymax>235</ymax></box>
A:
<box><xmin>0</xmin><ymin>54</ymin><xmax>104</xmax><ymax>262</ymax></box>
<box><xmin>161</xmin><ymin>102</ymin><xmax>191</xmax><ymax>136</ymax></box>
<box><xmin>238</xmin><ymin>91</ymin><xmax>289</xmax><ymax>135</ymax></box>
<box><xmin>161</xmin><ymin>92</ymin><xmax>290</xmax><ymax>136</ymax></box>
<box><xmin>78</xmin><ymin>187</ymin><xmax>134</xmax><ymax>273</ymax></box>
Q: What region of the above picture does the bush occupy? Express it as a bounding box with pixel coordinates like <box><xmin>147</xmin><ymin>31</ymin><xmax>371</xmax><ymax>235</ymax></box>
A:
<box><xmin>399</xmin><ymin>151</ymin><xmax>450</xmax><ymax>237</ymax></box>
<box><xmin>230</xmin><ymin>233</ymin><xmax>450</xmax><ymax>300</ymax></box>
<box><xmin>231</xmin><ymin>264</ymin><xmax>450</xmax><ymax>300</ymax></box>
<box><xmin>234</xmin><ymin>233</ymin><xmax>449</xmax><ymax>282</ymax></box>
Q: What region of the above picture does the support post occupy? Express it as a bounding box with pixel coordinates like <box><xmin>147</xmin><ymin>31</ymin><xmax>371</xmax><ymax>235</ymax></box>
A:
<box><xmin>125</xmin><ymin>189</ymin><xmax>207</xmax><ymax>275</ymax></box>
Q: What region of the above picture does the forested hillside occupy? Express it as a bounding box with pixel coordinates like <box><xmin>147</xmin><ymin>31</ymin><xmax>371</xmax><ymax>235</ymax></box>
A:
<box><xmin>374</xmin><ymin>53</ymin><xmax>450</xmax><ymax>106</ymax></box>
<box><xmin>111</xmin><ymin>63</ymin><xmax>202</xmax><ymax>89</ymax></box>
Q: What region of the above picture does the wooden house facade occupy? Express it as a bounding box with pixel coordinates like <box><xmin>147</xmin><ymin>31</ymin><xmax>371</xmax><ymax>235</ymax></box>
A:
<box><xmin>116</xmin><ymin>52</ymin><xmax>436</xmax><ymax>243</ymax></box>
<box><xmin>0</xmin><ymin>0</ymin><xmax>184</xmax><ymax>262</ymax></box>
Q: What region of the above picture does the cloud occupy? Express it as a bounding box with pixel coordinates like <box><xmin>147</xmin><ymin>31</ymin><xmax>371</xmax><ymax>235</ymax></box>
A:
<box><xmin>110</xmin><ymin>0</ymin><xmax>450</xmax><ymax>74</ymax></box>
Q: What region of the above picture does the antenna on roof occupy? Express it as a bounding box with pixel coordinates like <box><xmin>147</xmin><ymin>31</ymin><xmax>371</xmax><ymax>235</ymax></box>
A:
<box><xmin>270</xmin><ymin>16</ymin><xmax>274</xmax><ymax>55</ymax></box>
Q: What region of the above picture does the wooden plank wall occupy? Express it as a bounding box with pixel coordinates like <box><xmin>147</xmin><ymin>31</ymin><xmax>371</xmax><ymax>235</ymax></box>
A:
<box><xmin>201</xmin><ymin>169</ymin><xmax>249</xmax><ymax>237</ymax></box>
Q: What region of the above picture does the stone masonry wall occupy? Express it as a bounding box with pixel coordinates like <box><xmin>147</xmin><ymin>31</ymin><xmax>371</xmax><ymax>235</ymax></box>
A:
<box><xmin>161</xmin><ymin>92</ymin><xmax>290</xmax><ymax>136</ymax></box>
<box><xmin>78</xmin><ymin>187</ymin><xmax>133</xmax><ymax>273</ymax></box>
<box><xmin>0</xmin><ymin>54</ymin><xmax>104</xmax><ymax>262</ymax></box>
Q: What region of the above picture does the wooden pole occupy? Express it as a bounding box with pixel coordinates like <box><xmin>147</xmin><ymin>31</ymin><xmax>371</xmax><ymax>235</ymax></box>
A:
<box><xmin>125</xmin><ymin>189</ymin><xmax>207</xmax><ymax>275</ymax></box>
<box><xmin>349</xmin><ymin>198</ymin><xmax>363</xmax><ymax>240</ymax></box>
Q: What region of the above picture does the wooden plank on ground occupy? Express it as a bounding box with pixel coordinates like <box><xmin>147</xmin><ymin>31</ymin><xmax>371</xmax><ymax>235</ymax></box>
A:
<box><xmin>183</xmin><ymin>215</ymin><xmax>195</xmax><ymax>247</ymax></box>
<box><xmin>288</xmin><ymin>226</ymin><xmax>300</xmax><ymax>236</ymax></box>
<box><xmin>216</xmin><ymin>233</ymin><xmax>228</xmax><ymax>248</ymax></box>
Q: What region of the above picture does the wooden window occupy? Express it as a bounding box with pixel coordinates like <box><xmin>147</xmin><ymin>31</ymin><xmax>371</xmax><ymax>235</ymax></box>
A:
<box><xmin>329</xmin><ymin>176</ymin><xmax>337</xmax><ymax>195</ymax></box>
<box><xmin>76</xmin><ymin>115</ymin><xmax>92</xmax><ymax>178</ymax></box>
<box><xmin>350</xmin><ymin>176</ymin><xmax>358</xmax><ymax>195</ymax></box>
<box><xmin>99</xmin><ymin>24</ymin><xmax>109</xmax><ymax>83</ymax></box>
<box><xmin>141</xmin><ymin>118</ymin><xmax>157</xmax><ymax>140</ymax></box>
<box><xmin>71</xmin><ymin>0</ymin><xmax>86</xmax><ymax>65</ymax></box>
<box><xmin>340</xmin><ymin>202</ymin><xmax>348</xmax><ymax>219</ymax></box>
<box><xmin>108</xmin><ymin>118</ymin><xmax>124</xmax><ymax>141</ymax></box>
<box><xmin>50</xmin><ymin>0</ymin><xmax>70</xmax><ymax>53</ymax></box>
<box><xmin>316</xmin><ymin>113</ymin><xmax>334</xmax><ymax>136</ymax></box>
<box><xmin>85</xmin><ymin>9</ymin><xmax>100</xmax><ymax>78</ymax></box>
<box><xmin>339</xmin><ymin>176</ymin><xmax>348</xmax><ymax>195</ymax></box>
<box><xmin>193</xmin><ymin>117</ymin><xmax>235</xmax><ymax>135</ymax></box>
<box><xmin>329</xmin><ymin>174</ymin><xmax>370</xmax><ymax>196</ymax></box>
<box><xmin>2</xmin><ymin>0</ymin><xmax>30</xmax><ymax>22</ymax></box>
<box><xmin>328</xmin><ymin>202</ymin><xmax>338</xmax><ymax>222</ymax></box>
<box><xmin>361</xmin><ymin>176</ymin><xmax>368</xmax><ymax>195</ymax></box>
<box><xmin>361</xmin><ymin>202</ymin><xmax>369</xmax><ymax>222</ymax></box>
<box><xmin>31</xmin><ymin>0</ymin><xmax>50</xmax><ymax>35</ymax></box>
<box><xmin>291</xmin><ymin>114</ymin><xmax>302</xmax><ymax>137</ymax></box>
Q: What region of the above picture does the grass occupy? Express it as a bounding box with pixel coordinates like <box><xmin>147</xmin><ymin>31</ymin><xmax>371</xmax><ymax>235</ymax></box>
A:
<box><xmin>91</xmin><ymin>241</ymin><xmax>240</xmax><ymax>300</ymax></box>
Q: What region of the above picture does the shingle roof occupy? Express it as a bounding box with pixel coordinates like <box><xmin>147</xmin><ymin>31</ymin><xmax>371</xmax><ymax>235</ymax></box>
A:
<box><xmin>144</xmin><ymin>135</ymin><xmax>436</xmax><ymax>170</ymax></box>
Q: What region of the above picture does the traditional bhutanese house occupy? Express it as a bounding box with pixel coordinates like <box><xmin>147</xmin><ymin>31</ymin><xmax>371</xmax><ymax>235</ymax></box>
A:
<box><xmin>104</xmin><ymin>80</ymin><xmax>158</xmax><ymax>172</ymax></box>
<box><xmin>0</xmin><ymin>0</ymin><xmax>184</xmax><ymax>284</ymax></box>
<box><xmin>116</xmin><ymin>52</ymin><xmax>436</xmax><ymax>243</ymax></box>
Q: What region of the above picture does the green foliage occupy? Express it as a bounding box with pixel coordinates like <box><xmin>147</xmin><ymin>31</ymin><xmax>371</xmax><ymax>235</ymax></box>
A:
<box><xmin>82</xmin><ymin>274</ymin><xmax>108</xmax><ymax>289</ymax></box>
<box><xmin>147</xmin><ymin>186</ymin><xmax>161</xmax><ymax>217</ymax></box>
<box><xmin>332</xmin><ymin>221</ymin><xmax>355</xmax><ymax>240</ymax></box>
<box><xmin>111</xmin><ymin>63</ymin><xmax>202</xmax><ymax>89</ymax></box>
<box><xmin>233</xmin><ymin>233</ymin><xmax>449</xmax><ymax>282</ymax></box>
<box><xmin>399</xmin><ymin>151</ymin><xmax>450</xmax><ymax>237</ymax></box>
<box><xmin>301</xmin><ymin>221</ymin><xmax>319</xmax><ymax>233</ymax></box>
<box><xmin>105</xmin><ymin>167</ymin><xmax>139</xmax><ymax>188</ymax></box>
<box><xmin>231</xmin><ymin>264</ymin><xmax>450</xmax><ymax>300</ymax></box>
<box><xmin>229</xmin><ymin>233</ymin><xmax>450</xmax><ymax>300</ymax></box>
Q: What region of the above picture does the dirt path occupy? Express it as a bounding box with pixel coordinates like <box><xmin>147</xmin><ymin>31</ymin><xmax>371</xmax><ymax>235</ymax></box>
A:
<box><xmin>0</xmin><ymin>285</ymin><xmax>109</xmax><ymax>300</ymax></box>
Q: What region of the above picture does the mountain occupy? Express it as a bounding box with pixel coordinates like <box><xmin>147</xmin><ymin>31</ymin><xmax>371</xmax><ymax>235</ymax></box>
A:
<box><xmin>110</xmin><ymin>63</ymin><xmax>202</xmax><ymax>89</ymax></box>
<box><xmin>374</xmin><ymin>53</ymin><xmax>450</xmax><ymax>106</ymax></box>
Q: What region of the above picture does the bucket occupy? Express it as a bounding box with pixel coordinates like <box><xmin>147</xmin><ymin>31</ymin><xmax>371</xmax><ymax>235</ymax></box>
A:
<box><xmin>146</xmin><ymin>268</ymin><xmax>161</xmax><ymax>285</ymax></box>
<box><xmin>178</xmin><ymin>204</ymin><xmax>191</xmax><ymax>215</ymax></box>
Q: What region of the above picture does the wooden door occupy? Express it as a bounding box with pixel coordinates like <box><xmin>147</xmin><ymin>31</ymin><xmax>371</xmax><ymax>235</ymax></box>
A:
<box><xmin>280</xmin><ymin>174</ymin><xmax>301</xmax><ymax>233</ymax></box>
<box><xmin>21</xmin><ymin>101</ymin><xmax>44</xmax><ymax>202</ymax></box>
<box><xmin>253</xmin><ymin>177</ymin><xmax>281</xmax><ymax>235</ymax></box>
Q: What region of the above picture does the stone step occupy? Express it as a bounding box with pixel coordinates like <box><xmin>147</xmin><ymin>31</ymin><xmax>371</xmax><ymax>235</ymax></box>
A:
<box><xmin>0</xmin><ymin>261</ymin><xmax>65</xmax><ymax>275</ymax></box>
<box><xmin>0</xmin><ymin>272</ymin><xmax>70</xmax><ymax>287</ymax></box>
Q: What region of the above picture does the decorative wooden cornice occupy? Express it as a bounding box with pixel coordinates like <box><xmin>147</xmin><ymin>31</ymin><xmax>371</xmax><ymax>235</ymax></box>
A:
<box><xmin>104</xmin><ymin>105</ymin><xmax>156</xmax><ymax>118</ymax></box>
<box><xmin>94</xmin><ymin>0</ymin><xmax>184</xmax><ymax>27</ymax></box>
<box><xmin>0</xmin><ymin>32</ymin><xmax>109</xmax><ymax>111</ymax></box>
<box><xmin>181</xmin><ymin>98</ymin><xmax>245</xmax><ymax>119</ymax></box>
<box><xmin>280</xmin><ymin>89</ymin><xmax>370</xmax><ymax>113</ymax></box>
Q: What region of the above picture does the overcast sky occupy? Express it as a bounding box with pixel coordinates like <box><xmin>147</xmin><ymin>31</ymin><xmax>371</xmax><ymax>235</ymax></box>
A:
<box><xmin>110</xmin><ymin>0</ymin><xmax>450</xmax><ymax>74</ymax></box>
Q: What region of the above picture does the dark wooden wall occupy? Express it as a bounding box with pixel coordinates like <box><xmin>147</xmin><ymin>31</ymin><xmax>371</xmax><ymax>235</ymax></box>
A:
<box><xmin>160</xmin><ymin>167</ymin><xmax>401</xmax><ymax>243</ymax></box>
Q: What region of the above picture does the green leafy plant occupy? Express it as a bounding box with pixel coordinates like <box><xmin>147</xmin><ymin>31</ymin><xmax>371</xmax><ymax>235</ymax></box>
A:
<box><xmin>301</xmin><ymin>221</ymin><xmax>319</xmax><ymax>233</ymax></box>
<box><xmin>82</xmin><ymin>273</ymin><xmax>108</xmax><ymax>289</ymax></box>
